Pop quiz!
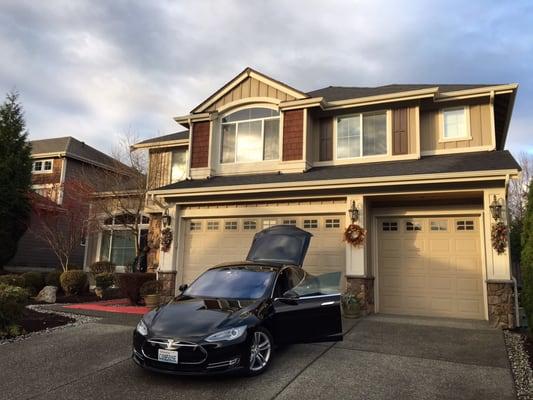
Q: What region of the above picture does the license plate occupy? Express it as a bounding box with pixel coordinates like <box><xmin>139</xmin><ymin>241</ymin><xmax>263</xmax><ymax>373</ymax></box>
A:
<box><xmin>158</xmin><ymin>349</ymin><xmax>178</xmax><ymax>364</ymax></box>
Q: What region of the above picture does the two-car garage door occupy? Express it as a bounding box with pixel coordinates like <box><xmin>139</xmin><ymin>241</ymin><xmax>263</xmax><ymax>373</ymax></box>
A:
<box><xmin>181</xmin><ymin>215</ymin><xmax>346</xmax><ymax>285</ymax></box>
<box><xmin>377</xmin><ymin>216</ymin><xmax>484</xmax><ymax>319</ymax></box>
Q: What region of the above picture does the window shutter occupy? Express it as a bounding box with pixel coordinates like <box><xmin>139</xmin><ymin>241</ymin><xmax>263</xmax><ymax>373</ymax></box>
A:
<box><xmin>319</xmin><ymin>117</ymin><xmax>333</xmax><ymax>161</ymax></box>
<box><xmin>392</xmin><ymin>108</ymin><xmax>408</xmax><ymax>155</ymax></box>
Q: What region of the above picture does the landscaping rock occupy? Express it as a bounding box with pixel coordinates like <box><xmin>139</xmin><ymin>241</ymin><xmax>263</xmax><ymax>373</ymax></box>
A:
<box><xmin>34</xmin><ymin>286</ymin><xmax>58</xmax><ymax>303</ymax></box>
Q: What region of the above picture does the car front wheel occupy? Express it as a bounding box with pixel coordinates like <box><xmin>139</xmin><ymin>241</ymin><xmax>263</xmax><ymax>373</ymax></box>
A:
<box><xmin>246</xmin><ymin>327</ymin><xmax>273</xmax><ymax>375</ymax></box>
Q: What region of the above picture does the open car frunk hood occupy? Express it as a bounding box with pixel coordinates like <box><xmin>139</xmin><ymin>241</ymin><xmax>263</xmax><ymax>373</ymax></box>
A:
<box><xmin>246</xmin><ymin>225</ymin><xmax>312</xmax><ymax>267</ymax></box>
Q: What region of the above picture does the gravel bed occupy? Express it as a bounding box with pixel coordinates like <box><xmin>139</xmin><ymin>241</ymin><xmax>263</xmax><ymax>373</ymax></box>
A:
<box><xmin>0</xmin><ymin>304</ymin><xmax>100</xmax><ymax>346</ymax></box>
<box><xmin>504</xmin><ymin>329</ymin><xmax>533</xmax><ymax>400</ymax></box>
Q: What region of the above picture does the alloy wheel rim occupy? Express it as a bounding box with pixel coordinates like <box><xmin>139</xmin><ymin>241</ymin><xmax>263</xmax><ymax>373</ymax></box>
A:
<box><xmin>249</xmin><ymin>331</ymin><xmax>271</xmax><ymax>372</ymax></box>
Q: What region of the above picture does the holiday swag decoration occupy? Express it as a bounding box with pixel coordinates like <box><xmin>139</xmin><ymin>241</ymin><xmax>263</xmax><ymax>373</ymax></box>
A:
<box><xmin>160</xmin><ymin>227</ymin><xmax>173</xmax><ymax>252</ymax></box>
<box><xmin>343</xmin><ymin>224</ymin><xmax>366</xmax><ymax>247</ymax></box>
<box><xmin>491</xmin><ymin>221</ymin><xmax>508</xmax><ymax>254</ymax></box>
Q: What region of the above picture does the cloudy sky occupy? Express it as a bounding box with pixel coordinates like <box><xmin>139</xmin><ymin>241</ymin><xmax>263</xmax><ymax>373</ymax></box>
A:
<box><xmin>0</xmin><ymin>0</ymin><xmax>532</xmax><ymax>155</ymax></box>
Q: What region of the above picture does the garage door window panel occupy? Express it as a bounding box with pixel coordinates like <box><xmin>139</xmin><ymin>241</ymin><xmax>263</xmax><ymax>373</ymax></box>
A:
<box><xmin>225</xmin><ymin>221</ymin><xmax>238</xmax><ymax>231</ymax></box>
<box><xmin>430</xmin><ymin>220</ymin><xmax>448</xmax><ymax>232</ymax></box>
<box><xmin>382</xmin><ymin>221</ymin><xmax>398</xmax><ymax>231</ymax></box>
<box><xmin>303</xmin><ymin>219</ymin><xmax>318</xmax><ymax>229</ymax></box>
<box><xmin>190</xmin><ymin>221</ymin><xmax>202</xmax><ymax>231</ymax></box>
<box><xmin>243</xmin><ymin>220</ymin><xmax>257</xmax><ymax>230</ymax></box>
<box><xmin>456</xmin><ymin>220</ymin><xmax>475</xmax><ymax>231</ymax></box>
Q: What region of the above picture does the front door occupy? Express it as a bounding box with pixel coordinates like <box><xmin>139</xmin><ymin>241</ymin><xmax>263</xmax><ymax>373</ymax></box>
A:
<box><xmin>271</xmin><ymin>268</ymin><xmax>342</xmax><ymax>344</ymax></box>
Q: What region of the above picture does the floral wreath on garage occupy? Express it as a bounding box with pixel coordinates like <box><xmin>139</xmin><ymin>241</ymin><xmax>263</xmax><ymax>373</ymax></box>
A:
<box><xmin>491</xmin><ymin>221</ymin><xmax>508</xmax><ymax>254</ymax></box>
<box><xmin>343</xmin><ymin>224</ymin><xmax>366</xmax><ymax>247</ymax></box>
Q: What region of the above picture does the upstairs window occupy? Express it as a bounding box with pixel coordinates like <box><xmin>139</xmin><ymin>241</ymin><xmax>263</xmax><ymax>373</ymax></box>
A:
<box><xmin>220</xmin><ymin>107</ymin><xmax>280</xmax><ymax>163</ymax></box>
<box><xmin>442</xmin><ymin>107</ymin><xmax>469</xmax><ymax>140</ymax></box>
<box><xmin>32</xmin><ymin>159</ymin><xmax>54</xmax><ymax>173</ymax></box>
<box><xmin>336</xmin><ymin>112</ymin><xmax>387</xmax><ymax>159</ymax></box>
<box><xmin>171</xmin><ymin>148</ymin><xmax>188</xmax><ymax>183</ymax></box>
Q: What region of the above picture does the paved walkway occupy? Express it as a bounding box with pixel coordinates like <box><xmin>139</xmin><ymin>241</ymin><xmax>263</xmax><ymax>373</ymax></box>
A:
<box><xmin>0</xmin><ymin>310</ymin><xmax>515</xmax><ymax>400</ymax></box>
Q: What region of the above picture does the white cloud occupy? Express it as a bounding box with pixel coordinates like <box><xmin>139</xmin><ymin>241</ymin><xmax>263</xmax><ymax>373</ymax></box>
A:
<box><xmin>0</xmin><ymin>0</ymin><xmax>531</xmax><ymax>157</ymax></box>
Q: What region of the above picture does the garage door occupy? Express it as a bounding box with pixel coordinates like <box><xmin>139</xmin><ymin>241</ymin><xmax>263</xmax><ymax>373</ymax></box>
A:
<box><xmin>182</xmin><ymin>215</ymin><xmax>345</xmax><ymax>284</ymax></box>
<box><xmin>378</xmin><ymin>216</ymin><xmax>484</xmax><ymax>319</ymax></box>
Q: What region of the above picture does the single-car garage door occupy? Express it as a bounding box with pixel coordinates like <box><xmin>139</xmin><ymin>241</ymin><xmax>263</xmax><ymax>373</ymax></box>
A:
<box><xmin>378</xmin><ymin>216</ymin><xmax>484</xmax><ymax>319</ymax></box>
<box><xmin>181</xmin><ymin>215</ymin><xmax>345</xmax><ymax>285</ymax></box>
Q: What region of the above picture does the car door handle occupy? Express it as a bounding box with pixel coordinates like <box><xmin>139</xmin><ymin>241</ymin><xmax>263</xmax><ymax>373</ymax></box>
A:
<box><xmin>321</xmin><ymin>301</ymin><xmax>335</xmax><ymax>306</ymax></box>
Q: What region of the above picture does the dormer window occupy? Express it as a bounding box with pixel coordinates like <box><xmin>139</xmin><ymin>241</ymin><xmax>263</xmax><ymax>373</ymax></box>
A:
<box><xmin>220</xmin><ymin>107</ymin><xmax>280</xmax><ymax>163</ymax></box>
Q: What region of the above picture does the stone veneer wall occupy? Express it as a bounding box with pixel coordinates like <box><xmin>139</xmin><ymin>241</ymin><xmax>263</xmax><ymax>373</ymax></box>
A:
<box><xmin>487</xmin><ymin>281</ymin><xmax>516</xmax><ymax>329</ymax></box>
<box><xmin>158</xmin><ymin>271</ymin><xmax>177</xmax><ymax>303</ymax></box>
<box><xmin>346</xmin><ymin>276</ymin><xmax>375</xmax><ymax>315</ymax></box>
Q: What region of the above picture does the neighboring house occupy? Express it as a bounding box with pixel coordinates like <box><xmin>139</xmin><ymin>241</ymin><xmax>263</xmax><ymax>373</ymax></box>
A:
<box><xmin>7</xmin><ymin>136</ymin><xmax>124</xmax><ymax>270</ymax></box>
<box><xmin>86</xmin><ymin>67</ymin><xmax>520</xmax><ymax>328</ymax></box>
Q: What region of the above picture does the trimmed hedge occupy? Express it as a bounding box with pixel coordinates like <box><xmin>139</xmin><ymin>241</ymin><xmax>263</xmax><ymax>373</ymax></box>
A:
<box><xmin>89</xmin><ymin>261</ymin><xmax>116</xmax><ymax>275</ymax></box>
<box><xmin>0</xmin><ymin>274</ymin><xmax>25</xmax><ymax>288</ymax></box>
<box><xmin>115</xmin><ymin>273</ymin><xmax>156</xmax><ymax>305</ymax></box>
<box><xmin>95</xmin><ymin>273</ymin><xmax>115</xmax><ymax>290</ymax></box>
<box><xmin>140</xmin><ymin>280</ymin><xmax>161</xmax><ymax>297</ymax></box>
<box><xmin>60</xmin><ymin>270</ymin><xmax>88</xmax><ymax>296</ymax></box>
<box><xmin>0</xmin><ymin>283</ymin><xmax>29</xmax><ymax>338</ymax></box>
<box><xmin>22</xmin><ymin>272</ymin><xmax>45</xmax><ymax>295</ymax></box>
<box><xmin>45</xmin><ymin>271</ymin><xmax>62</xmax><ymax>288</ymax></box>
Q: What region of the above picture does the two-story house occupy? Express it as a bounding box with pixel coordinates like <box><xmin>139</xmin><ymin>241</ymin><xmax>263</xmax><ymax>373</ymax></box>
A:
<box><xmin>8</xmin><ymin>136</ymin><xmax>125</xmax><ymax>270</ymax></box>
<box><xmin>92</xmin><ymin>68</ymin><xmax>521</xmax><ymax>328</ymax></box>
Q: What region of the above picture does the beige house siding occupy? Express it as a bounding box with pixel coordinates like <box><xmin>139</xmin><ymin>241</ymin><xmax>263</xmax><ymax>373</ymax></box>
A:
<box><xmin>205</xmin><ymin>77</ymin><xmax>297</xmax><ymax>112</ymax></box>
<box><xmin>420</xmin><ymin>100</ymin><xmax>493</xmax><ymax>153</ymax></box>
<box><xmin>148</xmin><ymin>148</ymin><xmax>172</xmax><ymax>189</ymax></box>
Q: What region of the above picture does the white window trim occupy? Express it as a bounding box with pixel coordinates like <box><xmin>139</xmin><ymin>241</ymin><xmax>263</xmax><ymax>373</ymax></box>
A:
<box><xmin>439</xmin><ymin>106</ymin><xmax>472</xmax><ymax>143</ymax></box>
<box><xmin>219</xmin><ymin>104</ymin><xmax>282</xmax><ymax>165</ymax></box>
<box><xmin>333</xmin><ymin>110</ymin><xmax>391</xmax><ymax>161</ymax></box>
<box><xmin>96</xmin><ymin>219</ymin><xmax>150</xmax><ymax>267</ymax></box>
<box><xmin>32</xmin><ymin>159</ymin><xmax>54</xmax><ymax>174</ymax></box>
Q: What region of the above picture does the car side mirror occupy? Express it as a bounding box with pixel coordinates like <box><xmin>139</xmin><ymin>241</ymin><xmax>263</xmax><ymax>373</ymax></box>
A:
<box><xmin>279</xmin><ymin>290</ymin><xmax>299</xmax><ymax>305</ymax></box>
<box><xmin>178</xmin><ymin>284</ymin><xmax>188</xmax><ymax>292</ymax></box>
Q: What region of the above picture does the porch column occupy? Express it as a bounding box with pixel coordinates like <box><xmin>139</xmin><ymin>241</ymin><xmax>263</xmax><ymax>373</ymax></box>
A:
<box><xmin>157</xmin><ymin>205</ymin><xmax>179</xmax><ymax>301</ymax></box>
<box><xmin>483</xmin><ymin>188</ymin><xmax>515</xmax><ymax>328</ymax></box>
<box><xmin>345</xmin><ymin>195</ymin><xmax>374</xmax><ymax>314</ymax></box>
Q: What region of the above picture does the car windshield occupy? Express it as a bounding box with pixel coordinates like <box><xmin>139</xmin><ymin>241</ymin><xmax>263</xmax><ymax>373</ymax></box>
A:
<box><xmin>184</xmin><ymin>267</ymin><xmax>276</xmax><ymax>300</ymax></box>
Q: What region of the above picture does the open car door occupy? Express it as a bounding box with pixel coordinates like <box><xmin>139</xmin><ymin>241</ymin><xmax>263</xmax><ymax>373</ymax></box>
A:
<box><xmin>272</xmin><ymin>270</ymin><xmax>343</xmax><ymax>344</ymax></box>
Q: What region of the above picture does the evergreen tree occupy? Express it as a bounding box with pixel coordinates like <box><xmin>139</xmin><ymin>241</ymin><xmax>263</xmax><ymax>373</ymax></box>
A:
<box><xmin>0</xmin><ymin>91</ymin><xmax>32</xmax><ymax>268</ymax></box>
<box><xmin>521</xmin><ymin>178</ymin><xmax>533</xmax><ymax>334</ymax></box>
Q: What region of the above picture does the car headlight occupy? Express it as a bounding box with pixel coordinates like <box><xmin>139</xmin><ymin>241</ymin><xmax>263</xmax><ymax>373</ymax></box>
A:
<box><xmin>136</xmin><ymin>319</ymin><xmax>148</xmax><ymax>336</ymax></box>
<box><xmin>205</xmin><ymin>325</ymin><xmax>247</xmax><ymax>342</ymax></box>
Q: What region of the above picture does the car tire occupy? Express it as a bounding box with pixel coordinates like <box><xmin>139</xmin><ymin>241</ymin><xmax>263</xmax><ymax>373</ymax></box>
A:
<box><xmin>245</xmin><ymin>327</ymin><xmax>273</xmax><ymax>376</ymax></box>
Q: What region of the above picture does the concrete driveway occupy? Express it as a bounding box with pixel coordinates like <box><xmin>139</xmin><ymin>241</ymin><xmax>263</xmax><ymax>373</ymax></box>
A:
<box><xmin>0</xmin><ymin>310</ymin><xmax>515</xmax><ymax>400</ymax></box>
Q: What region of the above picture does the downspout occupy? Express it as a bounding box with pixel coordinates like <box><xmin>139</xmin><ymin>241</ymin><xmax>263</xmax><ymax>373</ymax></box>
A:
<box><xmin>505</xmin><ymin>173</ymin><xmax>521</xmax><ymax>327</ymax></box>
<box><xmin>512</xmin><ymin>276</ymin><xmax>520</xmax><ymax>327</ymax></box>
<box><xmin>186</xmin><ymin>118</ymin><xmax>193</xmax><ymax>180</ymax></box>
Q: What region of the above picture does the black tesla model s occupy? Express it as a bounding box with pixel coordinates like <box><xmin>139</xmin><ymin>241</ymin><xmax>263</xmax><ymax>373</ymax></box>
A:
<box><xmin>132</xmin><ymin>225</ymin><xmax>343</xmax><ymax>376</ymax></box>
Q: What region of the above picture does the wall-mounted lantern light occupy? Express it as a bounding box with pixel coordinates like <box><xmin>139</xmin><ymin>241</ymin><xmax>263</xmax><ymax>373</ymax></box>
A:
<box><xmin>489</xmin><ymin>195</ymin><xmax>503</xmax><ymax>221</ymax></box>
<box><xmin>349</xmin><ymin>200</ymin><xmax>359</xmax><ymax>223</ymax></box>
<box><xmin>162</xmin><ymin>209</ymin><xmax>171</xmax><ymax>227</ymax></box>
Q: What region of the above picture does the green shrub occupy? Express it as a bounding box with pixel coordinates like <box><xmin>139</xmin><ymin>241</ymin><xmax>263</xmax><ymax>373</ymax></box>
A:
<box><xmin>140</xmin><ymin>280</ymin><xmax>161</xmax><ymax>297</ymax></box>
<box><xmin>21</xmin><ymin>272</ymin><xmax>45</xmax><ymax>295</ymax></box>
<box><xmin>521</xmin><ymin>179</ymin><xmax>533</xmax><ymax>335</ymax></box>
<box><xmin>89</xmin><ymin>261</ymin><xmax>116</xmax><ymax>275</ymax></box>
<box><xmin>0</xmin><ymin>283</ymin><xmax>29</xmax><ymax>337</ymax></box>
<box><xmin>0</xmin><ymin>274</ymin><xmax>25</xmax><ymax>288</ymax></box>
<box><xmin>60</xmin><ymin>270</ymin><xmax>88</xmax><ymax>296</ymax></box>
<box><xmin>45</xmin><ymin>271</ymin><xmax>62</xmax><ymax>287</ymax></box>
<box><xmin>115</xmin><ymin>273</ymin><xmax>156</xmax><ymax>305</ymax></box>
<box><xmin>95</xmin><ymin>273</ymin><xmax>115</xmax><ymax>290</ymax></box>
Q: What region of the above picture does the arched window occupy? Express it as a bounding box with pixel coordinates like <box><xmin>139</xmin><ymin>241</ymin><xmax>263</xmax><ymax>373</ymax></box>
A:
<box><xmin>220</xmin><ymin>107</ymin><xmax>280</xmax><ymax>163</ymax></box>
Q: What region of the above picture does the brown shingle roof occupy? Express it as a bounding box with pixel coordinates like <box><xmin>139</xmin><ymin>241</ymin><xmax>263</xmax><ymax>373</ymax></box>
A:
<box><xmin>307</xmin><ymin>84</ymin><xmax>495</xmax><ymax>102</ymax></box>
<box><xmin>30</xmin><ymin>136</ymin><xmax>119</xmax><ymax>169</ymax></box>
<box><xmin>155</xmin><ymin>151</ymin><xmax>519</xmax><ymax>192</ymax></box>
